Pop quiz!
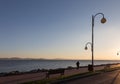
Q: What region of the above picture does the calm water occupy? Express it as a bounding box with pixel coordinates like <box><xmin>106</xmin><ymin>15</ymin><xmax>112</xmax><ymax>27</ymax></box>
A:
<box><xmin>0</xmin><ymin>60</ymin><xmax>120</xmax><ymax>73</ymax></box>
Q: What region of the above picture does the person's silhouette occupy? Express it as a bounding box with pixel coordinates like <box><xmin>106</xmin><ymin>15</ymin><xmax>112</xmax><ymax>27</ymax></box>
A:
<box><xmin>76</xmin><ymin>61</ymin><xmax>80</xmax><ymax>69</ymax></box>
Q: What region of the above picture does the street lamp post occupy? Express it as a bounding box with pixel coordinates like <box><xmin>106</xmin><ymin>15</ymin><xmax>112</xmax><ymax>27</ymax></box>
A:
<box><xmin>85</xmin><ymin>13</ymin><xmax>107</xmax><ymax>71</ymax></box>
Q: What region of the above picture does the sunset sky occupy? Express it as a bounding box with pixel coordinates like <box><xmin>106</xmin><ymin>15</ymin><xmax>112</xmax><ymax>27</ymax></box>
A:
<box><xmin>0</xmin><ymin>0</ymin><xmax>120</xmax><ymax>60</ymax></box>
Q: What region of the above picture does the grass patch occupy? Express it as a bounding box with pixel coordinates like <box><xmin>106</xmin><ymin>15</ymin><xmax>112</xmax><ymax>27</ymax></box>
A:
<box><xmin>21</xmin><ymin>71</ymin><xmax>99</xmax><ymax>84</ymax></box>
<box><xmin>22</xmin><ymin>66</ymin><xmax>120</xmax><ymax>84</ymax></box>
<box><xmin>22</xmin><ymin>78</ymin><xmax>54</xmax><ymax>84</ymax></box>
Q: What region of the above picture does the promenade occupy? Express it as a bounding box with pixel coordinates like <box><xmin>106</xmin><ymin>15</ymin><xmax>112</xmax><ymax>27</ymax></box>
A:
<box><xmin>0</xmin><ymin>64</ymin><xmax>120</xmax><ymax>84</ymax></box>
<box><xmin>65</xmin><ymin>70</ymin><xmax>120</xmax><ymax>84</ymax></box>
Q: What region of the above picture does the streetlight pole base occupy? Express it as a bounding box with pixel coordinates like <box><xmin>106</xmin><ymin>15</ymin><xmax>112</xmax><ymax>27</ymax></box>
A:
<box><xmin>88</xmin><ymin>64</ymin><xmax>94</xmax><ymax>72</ymax></box>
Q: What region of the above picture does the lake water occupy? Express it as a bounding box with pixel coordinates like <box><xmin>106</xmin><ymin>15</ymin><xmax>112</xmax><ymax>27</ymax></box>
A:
<box><xmin>0</xmin><ymin>60</ymin><xmax>120</xmax><ymax>73</ymax></box>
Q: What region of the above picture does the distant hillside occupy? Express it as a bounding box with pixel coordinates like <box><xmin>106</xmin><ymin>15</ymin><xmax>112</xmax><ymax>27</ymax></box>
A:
<box><xmin>0</xmin><ymin>57</ymin><xmax>46</xmax><ymax>60</ymax></box>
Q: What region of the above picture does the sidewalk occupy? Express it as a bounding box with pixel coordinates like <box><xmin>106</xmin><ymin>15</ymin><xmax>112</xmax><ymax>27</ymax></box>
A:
<box><xmin>0</xmin><ymin>64</ymin><xmax>119</xmax><ymax>84</ymax></box>
<box><xmin>64</xmin><ymin>70</ymin><xmax>120</xmax><ymax>84</ymax></box>
<box><xmin>113</xmin><ymin>70</ymin><xmax>120</xmax><ymax>84</ymax></box>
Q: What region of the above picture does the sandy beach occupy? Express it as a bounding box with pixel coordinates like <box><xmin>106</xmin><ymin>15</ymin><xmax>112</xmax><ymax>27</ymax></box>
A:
<box><xmin>0</xmin><ymin>64</ymin><xmax>120</xmax><ymax>84</ymax></box>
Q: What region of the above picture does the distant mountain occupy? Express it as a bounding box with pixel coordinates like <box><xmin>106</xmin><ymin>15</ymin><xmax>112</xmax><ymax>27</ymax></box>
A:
<box><xmin>0</xmin><ymin>57</ymin><xmax>46</xmax><ymax>60</ymax></box>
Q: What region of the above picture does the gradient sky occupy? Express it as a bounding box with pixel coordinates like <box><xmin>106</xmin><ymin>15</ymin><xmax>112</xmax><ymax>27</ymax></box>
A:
<box><xmin>0</xmin><ymin>0</ymin><xmax>120</xmax><ymax>60</ymax></box>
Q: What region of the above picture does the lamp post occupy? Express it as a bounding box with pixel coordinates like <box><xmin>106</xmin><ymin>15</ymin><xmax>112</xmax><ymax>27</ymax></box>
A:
<box><xmin>85</xmin><ymin>42</ymin><xmax>93</xmax><ymax>71</ymax></box>
<box><xmin>85</xmin><ymin>13</ymin><xmax>107</xmax><ymax>71</ymax></box>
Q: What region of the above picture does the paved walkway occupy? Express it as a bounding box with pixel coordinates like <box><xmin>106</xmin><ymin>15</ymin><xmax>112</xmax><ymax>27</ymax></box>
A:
<box><xmin>113</xmin><ymin>70</ymin><xmax>120</xmax><ymax>84</ymax></box>
<box><xmin>65</xmin><ymin>70</ymin><xmax>120</xmax><ymax>84</ymax></box>
<box><xmin>0</xmin><ymin>64</ymin><xmax>120</xmax><ymax>84</ymax></box>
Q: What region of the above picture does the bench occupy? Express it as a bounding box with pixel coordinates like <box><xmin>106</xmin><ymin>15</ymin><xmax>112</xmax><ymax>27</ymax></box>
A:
<box><xmin>46</xmin><ymin>69</ymin><xmax>65</xmax><ymax>78</ymax></box>
<box><xmin>104</xmin><ymin>64</ymin><xmax>111</xmax><ymax>71</ymax></box>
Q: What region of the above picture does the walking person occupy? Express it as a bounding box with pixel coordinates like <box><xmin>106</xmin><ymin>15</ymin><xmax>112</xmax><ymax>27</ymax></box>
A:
<box><xmin>76</xmin><ymin>61</ymin><xmax>80</xmax><ymax>69</ymax></box>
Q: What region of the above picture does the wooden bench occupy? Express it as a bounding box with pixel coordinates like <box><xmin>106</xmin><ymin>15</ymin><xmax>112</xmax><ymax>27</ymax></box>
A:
<box><xmin>46</xmin><ymin>69</ymin><xmax>65</xmax><ymax>78</ymax></box>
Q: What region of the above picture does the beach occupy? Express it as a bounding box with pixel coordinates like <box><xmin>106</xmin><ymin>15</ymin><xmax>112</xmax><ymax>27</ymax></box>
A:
<box><xmin>0</xmin><ymin>64</ymin><xmax>120</xmax><ymax>84</ymax></box>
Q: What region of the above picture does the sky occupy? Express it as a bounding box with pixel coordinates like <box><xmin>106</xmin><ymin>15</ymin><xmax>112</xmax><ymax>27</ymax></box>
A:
<box><xmin>0</xmin><ymin>0</ymin><xmax>120</xmax><ymax>60</ymax></box>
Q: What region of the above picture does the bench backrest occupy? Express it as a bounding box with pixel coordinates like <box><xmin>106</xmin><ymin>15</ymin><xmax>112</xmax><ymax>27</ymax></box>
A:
<box><xmin>48</xmin><ymin>69</ymin><xmax>64</xmax><ymax>74</ymax></box>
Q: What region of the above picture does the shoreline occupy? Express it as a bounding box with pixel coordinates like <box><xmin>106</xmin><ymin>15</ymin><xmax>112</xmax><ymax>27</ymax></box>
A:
<box><xmin>0</xmin><ymin>63</ymin><xmax>119</xmax><ymax>77</ymax></box>
<box><xmin>1</xmin><ymin>60</ymin><xmax>120</xmax><ymax>73</ymax></box>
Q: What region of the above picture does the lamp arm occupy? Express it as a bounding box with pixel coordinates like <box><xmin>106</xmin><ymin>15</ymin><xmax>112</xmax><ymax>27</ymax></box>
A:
<box><xmin>93</xmin><ymin>13</ymin><xmax>104</xmax><ymax>18</ymax></box>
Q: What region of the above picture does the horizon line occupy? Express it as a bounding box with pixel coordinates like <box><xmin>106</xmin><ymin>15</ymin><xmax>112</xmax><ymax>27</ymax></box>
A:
<box><xmin>0</xmin><ymin>57</ymin><xmax>120</xmax><ymax>61</ymax></box>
